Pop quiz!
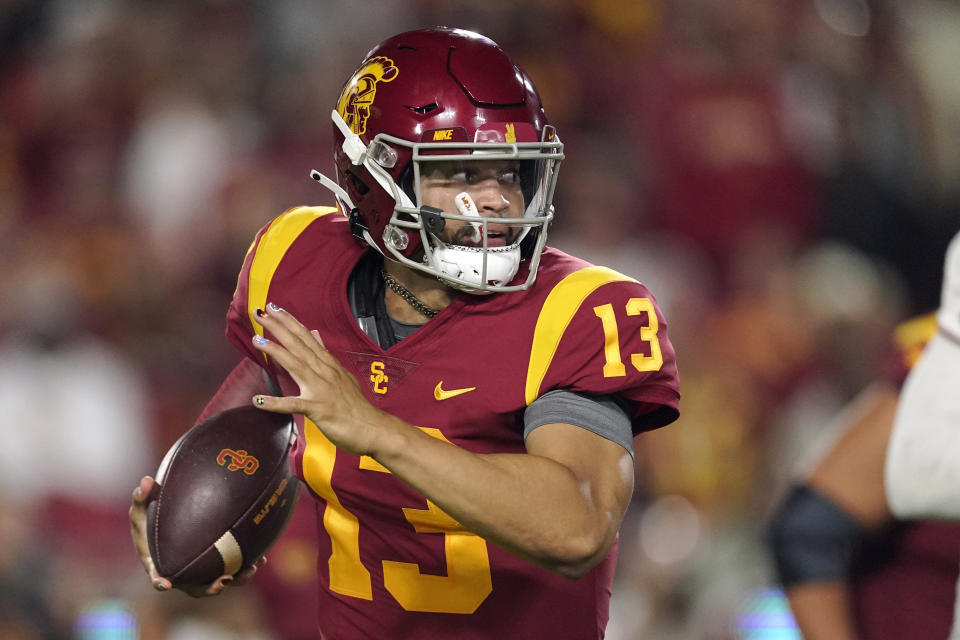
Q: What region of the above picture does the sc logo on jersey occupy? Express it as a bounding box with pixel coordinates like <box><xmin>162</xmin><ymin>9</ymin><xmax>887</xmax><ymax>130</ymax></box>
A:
<box><xmin>370</xmin><ymin>361</ymin><xmax>389</xmax><ymax>394</ymax></box>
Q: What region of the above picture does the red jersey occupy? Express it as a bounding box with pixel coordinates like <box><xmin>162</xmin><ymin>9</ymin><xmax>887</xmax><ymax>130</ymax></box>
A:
<box><xmin>853</xmin><ymin>313</ymin><xmax>960</xmax><ymax>639</ymax></box>
<box><xmin>226</xmin><ymin>206</ymin><xmax>680</xmax><ymax>639</ymax></box>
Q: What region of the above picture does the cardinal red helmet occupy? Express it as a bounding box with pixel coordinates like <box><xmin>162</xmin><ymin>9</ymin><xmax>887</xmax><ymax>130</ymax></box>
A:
<box><xmin>311</xmin><ymin>27</ymin><xmax>563</xmax><ymax>292</ymax></box>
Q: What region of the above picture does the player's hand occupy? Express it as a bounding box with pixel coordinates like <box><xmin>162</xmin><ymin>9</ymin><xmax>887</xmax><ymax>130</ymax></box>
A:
<box><xmin>250</xmin><ymin>303</ymin><xmax>385</xmax><ymax>456</ymax></box>
<box><xmin>129</xmin><ymin>475</ymin><xmax>266</xmax><ymax>597</ymax></box>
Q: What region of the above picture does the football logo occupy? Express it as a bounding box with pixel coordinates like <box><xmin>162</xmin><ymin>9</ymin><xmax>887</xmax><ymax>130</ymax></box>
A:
<box><xmin>217</xmin><ymin>448</ymin><xmax>260</xmax><ymax>475</ymax></box>
<box><xmin>336</xmin><ymin>56</ymin><xmax>399</xmax><ymax>135</ymax></box>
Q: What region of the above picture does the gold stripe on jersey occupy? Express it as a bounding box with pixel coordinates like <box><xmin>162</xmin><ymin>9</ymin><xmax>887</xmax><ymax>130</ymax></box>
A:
<box><xmin>246</xmin><ymin>206</ymin><xmax>337</xmax><ymax>347</ymax></box>
<box><xmin>525</xmin><ymin>266</ymin><xmax>637</xmax><ymax>405</ymax></box>
<box><xmin>893</xmin><ymin>312</ymin><xmax>937</xmax><ymax>370</ymax></box>
<box><xmin>302</xmin><ymin>419</ymin><xmax>373</xmax><ymax>599</ymax></box>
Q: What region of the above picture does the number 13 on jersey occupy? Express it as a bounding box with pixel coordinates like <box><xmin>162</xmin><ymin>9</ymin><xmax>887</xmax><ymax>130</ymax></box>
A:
<box><xmin>594</xmin><ymin>297</ymin><xmax>663</xmax><ymax>377</ymax></box>
<box><xmin>301</xmin><ymin>421</ymin><xmax>492</xmax><ymax>614</ymax></box>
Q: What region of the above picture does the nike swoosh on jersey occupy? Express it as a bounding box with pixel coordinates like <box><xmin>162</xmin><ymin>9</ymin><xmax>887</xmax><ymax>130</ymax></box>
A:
<box><xmin>434</xmin><ymin>382</ymin><xmax>477</xmax><ymax>401</ymax></box>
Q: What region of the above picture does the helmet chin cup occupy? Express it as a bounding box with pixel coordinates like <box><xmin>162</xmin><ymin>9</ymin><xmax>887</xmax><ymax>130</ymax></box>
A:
<box><xmin>428</xmin><ymin>243</ymin><xmax>521</xmax><ymax>293</ymax></box>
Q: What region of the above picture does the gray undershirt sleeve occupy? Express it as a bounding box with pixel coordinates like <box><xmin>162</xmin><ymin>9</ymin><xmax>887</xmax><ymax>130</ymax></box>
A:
<box><xmin>523</xmin><ymin>389</ymin><xmax>634</xmax><ymax>458</ymax></box>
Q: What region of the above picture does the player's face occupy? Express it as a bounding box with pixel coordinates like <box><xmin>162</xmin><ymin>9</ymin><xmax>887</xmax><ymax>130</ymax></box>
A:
<box><xmin>419</xmin><ymin>159</ymin><xmax>525</xmax><ymax>247</ymax></box>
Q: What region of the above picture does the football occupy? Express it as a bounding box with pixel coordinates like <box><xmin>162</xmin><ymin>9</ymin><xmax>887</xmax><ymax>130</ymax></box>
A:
<box><xmin>146</xmin><ymin>405</ymin><xmax>301</xmax><ymax>588</ymax></box>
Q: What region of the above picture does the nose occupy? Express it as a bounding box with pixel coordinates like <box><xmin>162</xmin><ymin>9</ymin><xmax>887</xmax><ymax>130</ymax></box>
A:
<box><xmin>471</xmin><ymin>179</ymin><xmax>511</xmax><ymax>217</ymax></box>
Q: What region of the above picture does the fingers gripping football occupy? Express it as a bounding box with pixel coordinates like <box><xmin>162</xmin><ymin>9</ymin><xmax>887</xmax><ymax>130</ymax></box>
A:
<box><xmin>251</xmin><ymin>303</ymin><xmax>384</xmax><ymax>456</ymax></box>
<box><xmin>130</xmin><ymin>476</ymin><xmax>174</xmax><ymax>591</ymax></box>
<box><xmin>130</xmin><ymin>475</ymin><xmax>267</xmax><ymax>597</ymax></box>
<box><xmin>132</xmin><ymin>478</ymin><xmax>234</xmax><ymax>596</ymax></box>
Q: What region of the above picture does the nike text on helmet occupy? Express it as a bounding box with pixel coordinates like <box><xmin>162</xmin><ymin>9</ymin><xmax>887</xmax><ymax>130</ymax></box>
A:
<box><xmin>310</xmin><ymin>27</ymin><xmax>564</xmax><ymax>293</ymax></box>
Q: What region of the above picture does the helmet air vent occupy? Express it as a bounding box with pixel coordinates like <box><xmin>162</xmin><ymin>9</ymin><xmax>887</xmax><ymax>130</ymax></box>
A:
<box><xmin>406</xmin><ymin>102</ymin><xmax>439</xmax><ymax>115</ymax></box>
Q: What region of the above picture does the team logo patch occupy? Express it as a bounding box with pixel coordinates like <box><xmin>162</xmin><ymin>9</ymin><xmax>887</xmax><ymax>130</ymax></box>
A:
<box><xmin>370</xmin><ymin>361</ymin><xmax>389</xmax><ymax>394</ymax></box>
<box><xmin>344</xmin><ymin>351</ymin><xmax>419</xmax><ymax>400</ymax></box>
<box><xmin>336</xmin><ymin>56</ymin><xmax>399</xmax><ymax>135</ymax></box>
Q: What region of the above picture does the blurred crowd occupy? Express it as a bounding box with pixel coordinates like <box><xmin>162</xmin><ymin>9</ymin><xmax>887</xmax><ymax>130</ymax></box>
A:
<box><xmin>2</xmin><ymin>0</ymin><xmax>959</xmax><ymax>638</ymax></box>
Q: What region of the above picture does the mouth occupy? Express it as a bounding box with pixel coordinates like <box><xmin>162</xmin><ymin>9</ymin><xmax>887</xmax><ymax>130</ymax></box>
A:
<box><xmin>453</xmin><ymin>223</ymin><xmax>516</xmax><ymax>248</ymax></box>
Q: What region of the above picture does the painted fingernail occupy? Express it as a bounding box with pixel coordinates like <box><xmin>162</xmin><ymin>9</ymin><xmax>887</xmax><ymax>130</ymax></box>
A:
<box><xmin>267</xmin><ymin>302</ymin><xmax>281</xmax><ymax>312</ymax></box>
<box><xmin>155</xmin><ymin>583</ymin><xmax>168</xmax><ymax>591</ymax></box>
<box><xmin>254</xmin><ymin>395</ymin><xmax>266</xmax><ymax>406</ymax></box>
<box><xmin>220</xmin><ymin>577</ymin><xmax>232</xmax><ymax>587</ymax></box>
<box><xmin>255</xmin><ymin>308</ymin><xmax>264</xmax><ymax>318</ymax></box>
<box><xmin>253</xmin><ymin>335</ymin><xmax>269</xmax><ymax>346</ymax></box>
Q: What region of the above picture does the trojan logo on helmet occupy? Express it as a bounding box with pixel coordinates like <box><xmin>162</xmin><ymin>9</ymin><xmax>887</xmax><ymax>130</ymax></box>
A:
<box><xmin>311</xmin><ymin>27</ymin><xmax>564</xmax><ymax>294</ymax></box>
<box><xmin>336</xmin><ymin>56</ymin><xmax>399</xmax><ymax>136</ymax></box>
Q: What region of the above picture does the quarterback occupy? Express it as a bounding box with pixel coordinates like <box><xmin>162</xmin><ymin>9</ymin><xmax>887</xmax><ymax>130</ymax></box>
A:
<box><xmin>131</xmin><ymin>28</ymin><xmax>680</xmax><ymax>638</ymax></box>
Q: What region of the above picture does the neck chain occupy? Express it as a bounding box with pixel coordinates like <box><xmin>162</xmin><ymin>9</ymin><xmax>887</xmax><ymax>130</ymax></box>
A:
<box><xmin>381</xmin><ymin>269</ymin><xmax>439</xmax><ymax>319</ymax></box>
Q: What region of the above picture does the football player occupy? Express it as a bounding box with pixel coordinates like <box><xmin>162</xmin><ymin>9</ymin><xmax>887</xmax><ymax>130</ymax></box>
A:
<box><xmin>886</xmin><ymin>230</ymin><xmax>960</xmax><ymax>521</ymax></box>
<box><xmin>767</xmin><ymin>232</ymin><xmax>960</xmax><ymax>639</ymax></box>
<box><xmin>130</xmin><ymin>27</ymin><xmax>680</xmax><ymax>638</ymax></box>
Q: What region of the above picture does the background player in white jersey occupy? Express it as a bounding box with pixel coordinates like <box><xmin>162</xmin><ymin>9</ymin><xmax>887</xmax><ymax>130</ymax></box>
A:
<box><xmin>886</xmin><ymin>230</ymin><xmax>960</xmax><ymax>520</ymax></box>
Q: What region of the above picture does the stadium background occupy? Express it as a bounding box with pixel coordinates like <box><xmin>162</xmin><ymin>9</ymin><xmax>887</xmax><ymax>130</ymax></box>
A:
<box><xmin>2</xmin><ymin>0</ymin><xmax>959</xmax><ymax>638</ymax></box>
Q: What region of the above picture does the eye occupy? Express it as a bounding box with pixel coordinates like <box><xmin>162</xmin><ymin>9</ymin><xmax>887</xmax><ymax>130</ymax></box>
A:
<box><xmin>498</xmin><ymin>170</ymin><xmax>520</xmax><ymax>185</ymax></box>
<box><xmin>450</xmin><ymin>171</ymin><xmax>468</xmax><ymax>183</ymax></box>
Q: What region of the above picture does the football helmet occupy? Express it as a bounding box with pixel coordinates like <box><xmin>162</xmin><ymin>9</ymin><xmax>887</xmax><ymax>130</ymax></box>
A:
<box><xmin>311</xmin><ymin>27</ymin><xmax>564</xmax><ymax>293</ymax></box>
